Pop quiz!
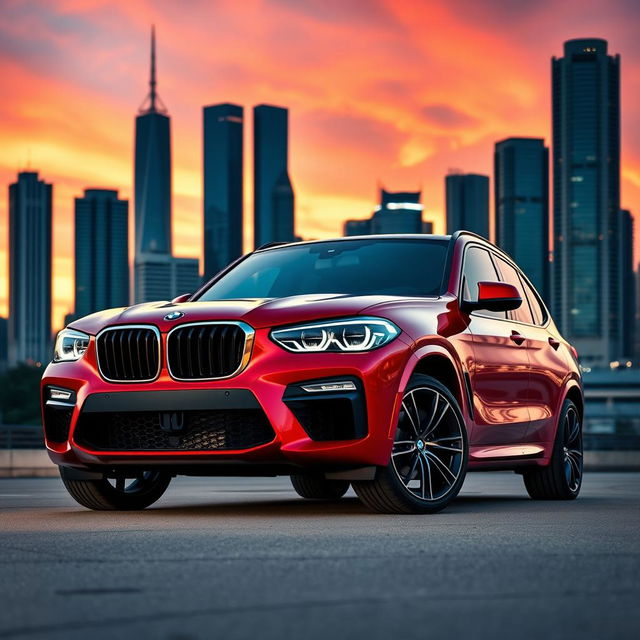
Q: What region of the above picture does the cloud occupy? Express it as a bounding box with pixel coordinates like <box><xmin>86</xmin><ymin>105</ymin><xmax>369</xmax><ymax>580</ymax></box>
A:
<box><xmin>421</xmin><ymin>104</ymin><xmax>479</xmax><ymax>129</ymax></box>
<box><xmin>0</xmin><ymin>0</ymin><xmax>639</xmax><ymax>327</ymax></box>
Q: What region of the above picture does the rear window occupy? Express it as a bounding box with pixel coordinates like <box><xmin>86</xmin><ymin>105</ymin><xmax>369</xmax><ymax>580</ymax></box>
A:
<box><xmin>198</xmin><ymin>239</ymin><xmax>449</xmax><ymax>300</ymax></box>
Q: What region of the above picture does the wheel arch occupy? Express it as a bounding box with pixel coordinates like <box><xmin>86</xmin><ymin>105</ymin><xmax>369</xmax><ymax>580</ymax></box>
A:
<box><xmin>561</xmin><ymin>380</ymin><xmax>584</xmax><ymax>422</ymax></box>
<box><xmin>399</xmin><ymin>345</ymin><xmax>470</xmax><ymax>421</ymax></box>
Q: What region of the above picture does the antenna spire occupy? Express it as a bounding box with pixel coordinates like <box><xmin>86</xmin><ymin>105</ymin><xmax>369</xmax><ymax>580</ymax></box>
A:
<box><xmin>150</xmin><ymin>25</ymin><xmax>156</xmax><ymax>111</ymax></box>
<box><xmin>138</xmin><ymin>24</ymin><xmax>167</xmax><ymax>115</ymax></box>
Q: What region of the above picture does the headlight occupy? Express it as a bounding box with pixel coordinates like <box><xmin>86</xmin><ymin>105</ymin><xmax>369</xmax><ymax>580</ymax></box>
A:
<box><xmin>53</xmin><ymin>329</ymin><xmax>90</xmax><ymax>362</ymax></box>
<box><xmin>271</xmin><ymin>317</ymin><xmax>400</xmax><ymax>353</ymax></box>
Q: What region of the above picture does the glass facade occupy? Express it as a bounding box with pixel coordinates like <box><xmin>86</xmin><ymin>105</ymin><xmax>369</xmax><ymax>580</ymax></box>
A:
<box><xmin>552</xmin><ymin>38</ymin><xmax>621</xmax><ymax>365</ymax></box>
<box><xmin>253</xmin><ymin>105</ymin><xmax>295</xmax><ymax>248</ymax></box>
<box><xmin>203</xmin><ymin>103</ymin><xmax>243</xmax><ymax>279</ymax></box>
<box><xmin>74</xmin><ymin>189</ymin><xmax>129</xmax><ymax>318</ymax></box>
<box><xmin>8</xmin><ymin>172</ymin><xmax>52</xmax><ymax>366</ymax></box>
<box><xmin>494</xmin><ymin>138</ymin><xmax>550</xmax><ymax>302</ymax></box>
<box><xmin>445</xmin><ymin>174</ymin><xmax>489</xmax><ymax>239</ymax></box>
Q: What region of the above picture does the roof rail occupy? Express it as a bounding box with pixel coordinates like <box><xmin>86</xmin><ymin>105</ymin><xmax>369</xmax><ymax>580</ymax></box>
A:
<box><xmin>256</xmin><ymin>240</ymin><xmax>297</xmax><ymax>251</ymax></box>
<box><xmin>449</xmin><ymin>229</ymin><xmax>490</xmax><ymax>244</ymax></box>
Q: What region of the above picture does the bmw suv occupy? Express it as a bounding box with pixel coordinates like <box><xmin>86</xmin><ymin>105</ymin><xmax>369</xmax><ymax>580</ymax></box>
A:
<box><xmin>41</xmin><ymin>231</ymin><xmax>583</xmax><ymax>513</ymax></box>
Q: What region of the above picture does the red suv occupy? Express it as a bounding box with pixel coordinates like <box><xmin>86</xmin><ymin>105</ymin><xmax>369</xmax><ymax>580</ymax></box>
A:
<box><xmin>41</xmin><ymin>232</ymin><xmax>583</xmax><ymax>513</ymax></box>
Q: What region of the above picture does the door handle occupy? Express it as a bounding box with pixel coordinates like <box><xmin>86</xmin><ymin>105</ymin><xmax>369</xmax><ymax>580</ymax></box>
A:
<box><xmin>510</xmin><ymin>331</ymin><xmax>526</xmax><ymax>345</ymax></box>
<box><xmin>548</xmin><ymin>337</ymin><xmax>560</xmax><ymax>350</ymax></box>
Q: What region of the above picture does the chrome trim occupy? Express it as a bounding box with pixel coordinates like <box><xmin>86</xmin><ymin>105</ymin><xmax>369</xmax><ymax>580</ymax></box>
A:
<box><xmin>95</xmin><ymin>324</ymin><xmax>162</xmax><ymax>383</ymax></box>
<box><xmin>166</xmin><ymin>320</ymin><xmax>255</xmax><ymax>382</ymax></box>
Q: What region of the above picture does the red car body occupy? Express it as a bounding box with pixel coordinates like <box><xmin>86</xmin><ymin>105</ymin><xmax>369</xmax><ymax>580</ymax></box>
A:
<box><xmin>41</xmin><ymin>232</ymin><xmax>583</xmax><ymax>512</ymax></box>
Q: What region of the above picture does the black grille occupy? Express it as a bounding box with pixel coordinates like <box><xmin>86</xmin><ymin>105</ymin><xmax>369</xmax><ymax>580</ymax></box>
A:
<box><xmin>96</xmin><ymin>327</ymin><xmax>160</xmax><ymax>382</ymax></box>
<box><xmin>286</xmin><ymin>398</ymin><xmax>359</xmax><ymax>441</ymax></box>
<box><xmin>74</xmin><ymin>409</ymin><xmax>275</xmax><ymax>451</ymax></box>
<box><xmin>167</xmin><ymin>323</ymin><xmax>248</xmax><ymax>380</ymax></box>
<box><xmin>43</xmin><ymin>405</ymin><xmax>74</xmax><ymax>443</ymax></box>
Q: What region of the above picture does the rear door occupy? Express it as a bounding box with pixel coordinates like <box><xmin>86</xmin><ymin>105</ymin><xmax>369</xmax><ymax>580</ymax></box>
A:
<box><xmin>461</xmin><ymin>245</ymin><xmax>531</xmax><ymax>445</ymax></box>
<box><xmin>493</xmin><ymin>256</ymin><xmax>567</xmax><ymax>444</ymax></box>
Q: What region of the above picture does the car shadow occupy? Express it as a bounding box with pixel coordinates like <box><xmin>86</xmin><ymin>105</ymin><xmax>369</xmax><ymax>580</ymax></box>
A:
<box><xmin>59</xmin><ymin>492</ymin><xmax>545</xmax><ymax>520</ymax></box>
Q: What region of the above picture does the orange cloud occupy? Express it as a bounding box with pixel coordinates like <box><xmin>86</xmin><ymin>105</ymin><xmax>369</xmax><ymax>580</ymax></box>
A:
<box><xmin>0</xmin><ymin>0</ymin><xmax>639</xmax><ymax>331</ymax></box>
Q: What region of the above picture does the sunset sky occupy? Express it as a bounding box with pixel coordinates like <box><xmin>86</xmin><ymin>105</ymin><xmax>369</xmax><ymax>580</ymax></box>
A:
<box><xmin>1</xmin><ymin>0</ymin><xmax>639</xmax><ymax>329</ymax></box>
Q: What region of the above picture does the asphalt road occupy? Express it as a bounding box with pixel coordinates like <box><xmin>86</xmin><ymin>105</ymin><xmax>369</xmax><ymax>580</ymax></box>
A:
<box><xmin>1</xmin><ymin>472</ymin><xmax>639</xmax><ymax>640</ymax></box>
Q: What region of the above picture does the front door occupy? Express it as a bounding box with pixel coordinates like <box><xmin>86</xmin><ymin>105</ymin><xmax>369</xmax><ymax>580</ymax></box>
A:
<box><xmin>460</xmin><ymin>245</ymin><xmax>531</xmax><ymax>445</ymax></box>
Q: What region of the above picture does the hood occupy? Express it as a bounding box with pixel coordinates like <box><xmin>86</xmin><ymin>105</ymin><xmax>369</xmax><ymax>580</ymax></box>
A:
<box><xmin>68</xmin><ymin>294</ymin><xmax>425</xmax><ymax>335</ymax></box>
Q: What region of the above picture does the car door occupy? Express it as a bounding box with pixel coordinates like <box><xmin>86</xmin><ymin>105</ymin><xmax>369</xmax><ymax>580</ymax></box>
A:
<box><xmin>460</xmin><ymin>245</ymin><xmax>531</xmax><ymax>445</ymax></box>
<box><xmin>492</xmin><ymin>256</ymin><xmax>568</xmax><ymax>445</ymax></box>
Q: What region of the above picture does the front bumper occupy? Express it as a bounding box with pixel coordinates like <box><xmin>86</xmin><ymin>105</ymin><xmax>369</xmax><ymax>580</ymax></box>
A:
<box><xmin>41</xmin><ymin>327</ymin><xmax>413</xmax><ymax>473</ymax></box>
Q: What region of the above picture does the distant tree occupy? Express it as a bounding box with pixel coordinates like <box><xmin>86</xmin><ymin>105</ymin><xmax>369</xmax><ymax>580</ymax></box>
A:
<box><xmin>0</xmin><ymin>364</ymin><xmax>43</xmax><ymax>425</ymax></box>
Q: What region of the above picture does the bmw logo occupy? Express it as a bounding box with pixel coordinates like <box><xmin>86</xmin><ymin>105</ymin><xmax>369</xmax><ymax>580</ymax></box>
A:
<box><xmin>164</xmin><ymin>311</ymin><xmax>184</xmax><ymax>321</ymax></box>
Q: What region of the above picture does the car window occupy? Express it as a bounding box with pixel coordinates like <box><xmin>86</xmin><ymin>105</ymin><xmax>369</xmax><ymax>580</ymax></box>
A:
<box><xmin>493</xmin><ymin>256</ymin><xmax>534</xmax><ymax>324</ymax></box>
<box><xmin>518</xmin><ymin>274</ymin><xmax>547</xmax><ymax>325</ymax></box>
<box><xmin>460</xmin><ymin>246</ymin><xmax>506</xmax><ymax>319</ymax></box>
<box><xmin>198</xmin><ymin>239</ymin><xmax>449</xmax><ymax>300</ymax></box>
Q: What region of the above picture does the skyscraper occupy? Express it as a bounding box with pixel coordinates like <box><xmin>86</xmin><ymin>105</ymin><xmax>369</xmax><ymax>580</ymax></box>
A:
<box><xmin>253</xmin><ymin>105</ymin><xmax>295</xmax><ymax>247</ymax></box>
<box><xmin>134</xmin><ymin>26</ymin><xmax>172</xmax><ymax>302</ymax></box>
<box><xmin>620</xmin><ymin>210</ymin><xmax>635</xmax><ymax>359</ymax></box>
<box><xmin>494</xmin><ymin>138</ymin><xmax>550</xmax><ymax>300</ymax></box>
<box><xmin>74</xmin><ymin>189</ymin><xmax>129</xmax><ymax>318</ymax></box>
<box><xmin>552</xmin><ymin>38</ymin><xmax>621</xmax><ymax>366</ymax></box>
<box><xmin>344</xmin><ymin>189</ymin><xmax>428</xmax><ymax>235</ymax></box>
<box><xmin>445</xmin><ymin>173</ymin><xmax>489</xmax><ymax>239</ymax></box>
<box><xmin>0</xmin><ymin>317</ymin><xmax>8</xmax><ymax>373</ymax></box>
<box><xmin>8</xmin><ymin>171</ymin><xmax>52</xmax><ymax>366</ymax></box>
<box><xmin>203</xmin><ymin>103</ymin><xmax>243</xmax><ymax>279</ymax></box>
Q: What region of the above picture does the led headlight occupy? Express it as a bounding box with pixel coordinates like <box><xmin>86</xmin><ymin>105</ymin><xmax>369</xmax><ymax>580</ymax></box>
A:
<box><xmin>53</xmin><ymin>328</ymin><xmax>90</xmax><ymax>362</ymax></box>
<box><xmin>271</xmin><ymin>317</ymin><xmax>400</xmax><ymax>353</ymax></box>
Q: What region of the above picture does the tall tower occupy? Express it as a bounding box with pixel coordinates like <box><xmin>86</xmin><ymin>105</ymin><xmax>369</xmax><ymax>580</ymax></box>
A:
<box><xmin>552</xmin><ymin>38</ymin><xmax>621</xmax><ymax>366</ymax></box>
<box><xmin>203</xmin><ymin>103</ymin><xmax>244</xmax><ymax>279</ymax></box>
<box><xmin>445</xmin><ymin>173</ymin><xmax>489</xmax><ymax>239</ymax></box>
<box><xmin>74</xmin><ymin>189</ymin><xmax>129</xmax><ymax>318</ymax></box>
<box><xmin>8</xmin><ymin>171</ymin><xmax>52</xmax><ymax>366</ymax></box>
<box><xmin>620</xmin><ymin>210</ymin><xmax>635</xmax><ymax>359</ymax></box>
<box><xmin>253</xmin><ymin>105</ymin><xmax>295</xmax><ymax>248</ymax></box>
<box><xmin>494</xmin><ymin>138</ymin><xmax>550</xmax><ymax>301</ymax></box>
<box><xmin>134</xmin><ymin>26</ymin><xmax>172</xmax><ymax>302</ymax></box>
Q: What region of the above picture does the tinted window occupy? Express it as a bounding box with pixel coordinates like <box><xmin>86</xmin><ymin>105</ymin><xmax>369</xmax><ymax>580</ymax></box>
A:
<box><xmin>494</xmin><ymin>256</ymin><xmax>533</xmax><ymax>324</ymax></box>
<box><xmin>518</xmin><ymin>275</ymin><xmax>546</xmax><ymax>325</ymax></box>
<box><xmin>198</xmin><ymin>239</ymin><xmax>449</xmax><ymax>300</ymax></box>
<box><xmin>461</xmin><ymin>246</ymin><xmax>505</xmax><ymax>319</ymax></box>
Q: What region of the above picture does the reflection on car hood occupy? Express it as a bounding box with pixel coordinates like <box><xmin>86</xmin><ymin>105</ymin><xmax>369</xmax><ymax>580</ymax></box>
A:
<box><xmin>68</xmin><ymin>293</ymin><xmax>439</xmax><ymax>334</ymax></box>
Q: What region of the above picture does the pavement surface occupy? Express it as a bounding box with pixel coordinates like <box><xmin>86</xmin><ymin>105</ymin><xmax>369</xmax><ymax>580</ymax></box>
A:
<box><xmin>1</xmin><ymin>471</ymin><xmax>639</xmax><ymax>640</ymax></box>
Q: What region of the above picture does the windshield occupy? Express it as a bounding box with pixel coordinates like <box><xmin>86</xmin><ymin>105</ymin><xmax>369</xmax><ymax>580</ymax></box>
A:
<box><xmin>197</xmin><ymin>238</ymin><xmax>449</xmax><ymax>300</ymax></box>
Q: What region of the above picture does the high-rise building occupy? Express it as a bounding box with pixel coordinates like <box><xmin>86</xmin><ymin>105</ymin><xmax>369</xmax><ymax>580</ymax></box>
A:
<box><xmin>172</xmin><ymin>257</ymin><xmax>201</xmax><ymax>297</ymax></box>
<box><xmin>494</xmin><ymin>138</ymin><xmax>550</xmax><ymax>300</ymax></box>
<box><xmin>552</xmin><ymin>38</ymin><xmax>621</xmax><ymax>366</ymax></box>
<box><xmin>445</xmin><ymin>173</ymin><xmax>489</xmax><ymax>239</ymax></box>
<box><xmin>620</xmin><ymin>210</ymin><xmax>635</xmax><ymax>359</ymax></box>
<box><xmin>253</xmin><ymin>105</ymin><xmax>295</xmax><ymax>247</ymax></box>
<box><xmin>344</xmin><ymin>189</ymin><xmax>428</xmax><ymax>236</ymax></box>
<box><xmin>8</xmin><ymin>171</ymin><xmax>52</xmax><ymax>366</ymax></box>
<box><xmin>0</xmin><ymin>317</ymin><xmax>7</xmax><ymax>373</ymax></box>
<box><xmin>134</xmin><ymin>26</ymin><xmax>172</xmax><ymax>302</ymax></box>
<box><xmin>133</xmin><ymin>254</ymin><xmax>200</xmax><ymax>302</ymax></box>
<box><xmin>203</xmin><ymin>103</ymin><xmax>243</xmax><ymax>279</ymax></box>
<box><xmin>74</xmin><ymin>189</ymin><xmax>129</xmax><ymax>318</ymax></box>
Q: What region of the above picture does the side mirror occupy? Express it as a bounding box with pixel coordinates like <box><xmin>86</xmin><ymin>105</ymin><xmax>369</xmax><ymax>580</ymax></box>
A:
<box><xmin>461</xmin><ymin>281</ymin><xmax>522</xmax><ymax>313</ymax></box>
<box><xmin>171</xmin><ymin>293</ymin><xmax>191</xmax><ymax>304</ymax></box>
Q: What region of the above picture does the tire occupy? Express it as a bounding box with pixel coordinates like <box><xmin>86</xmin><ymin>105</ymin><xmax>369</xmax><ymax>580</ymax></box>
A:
<box><xmin>353</xmin><ymin>374</ymin><xmax>468</xmax><ymax>514</ymax></box>
<box><xmin>290</xmin><ymin>474</ymin><xmax>350</xmax><ymax>500</ymax></box>
<box><xmin>522</xmin><ymin>399</ymin><xmax>583</xmax><ymax>500</ymax></box>
<box><xmin>60</xmin><ymin>467</ymin><xmax>172</xmax><ymax>511</ymax></box>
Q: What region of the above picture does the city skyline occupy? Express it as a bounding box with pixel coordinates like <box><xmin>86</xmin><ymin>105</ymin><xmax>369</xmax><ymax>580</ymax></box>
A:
<box><xmin>1</xmin><ymin>1</ymin><xmax>640</xmax><ymax>329</ymax></box>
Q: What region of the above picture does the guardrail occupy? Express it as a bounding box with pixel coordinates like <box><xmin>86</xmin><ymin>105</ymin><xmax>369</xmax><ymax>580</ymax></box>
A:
<box><xmin>0</xmin><ymin>425</ymin><xmax>43</xmax><ymax>450</ymax></box>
